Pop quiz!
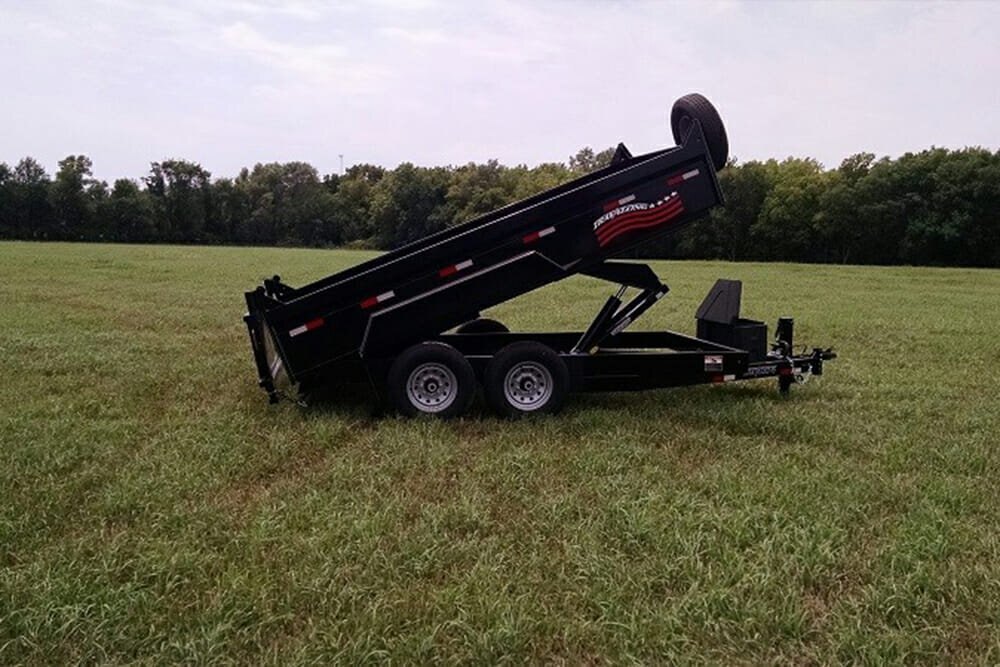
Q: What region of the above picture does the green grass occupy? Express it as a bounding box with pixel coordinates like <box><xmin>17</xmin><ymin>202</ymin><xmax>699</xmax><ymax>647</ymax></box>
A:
<box><xmin>2</xmin><ymin>241</ymin><xmax>999</xmax><ymax>664</ymax></box>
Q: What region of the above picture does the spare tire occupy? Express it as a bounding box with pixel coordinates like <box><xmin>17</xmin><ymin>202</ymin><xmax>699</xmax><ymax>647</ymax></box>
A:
<box><xmin>670</xmin><ymin>93</ymin><xmax>729</xmax><ymax>171</ymax></box>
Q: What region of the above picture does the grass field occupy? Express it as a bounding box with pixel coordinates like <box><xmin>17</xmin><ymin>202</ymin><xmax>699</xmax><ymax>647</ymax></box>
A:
<box><xmin>2</xmin><ymin>241</ymin><xmax>999</xmax><ymax>664</ymax></box>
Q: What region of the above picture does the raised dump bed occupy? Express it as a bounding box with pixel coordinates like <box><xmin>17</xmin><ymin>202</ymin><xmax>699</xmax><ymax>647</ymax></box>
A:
<box><xmin>244</xmin><ymin>94</ymin><xmax>835</xmax><ymax>417</ymax></box>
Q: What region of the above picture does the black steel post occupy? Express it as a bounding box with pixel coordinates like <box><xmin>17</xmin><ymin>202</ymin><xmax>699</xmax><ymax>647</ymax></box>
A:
<box><xmin>775</xmin><ymin>317</ymin><xmax>794</xmax><ymax>354</ymax></box>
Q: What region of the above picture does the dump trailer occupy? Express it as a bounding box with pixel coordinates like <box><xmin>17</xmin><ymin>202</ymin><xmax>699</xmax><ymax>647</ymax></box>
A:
<box><xmin>244</xmin><ymin>94</ymin><xmax>836</xmax><ymax>417</ymax></box>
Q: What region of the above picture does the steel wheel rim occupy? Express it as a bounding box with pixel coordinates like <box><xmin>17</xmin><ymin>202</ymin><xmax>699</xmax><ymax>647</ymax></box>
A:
<box><xmin>407</xmin><ymin>362</ymin><xmax>458</xmax><ymax>413</ymax></box>
<box><xmin>503</xmin><ymin>361</ymin><xmax>553</xmax><ymax>411</ymax></box>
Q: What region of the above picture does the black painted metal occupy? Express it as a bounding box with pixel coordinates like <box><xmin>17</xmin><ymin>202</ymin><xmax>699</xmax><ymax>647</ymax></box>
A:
<box><xmin>246</xmin><ymin>119</ymin><xmax>721</xmax><ymax>383</ymax></box>
<box><xmin>695</xmin><ymin>279</ymin><xmax>769</xmax><ymax>361</ymax></box>
<box><xmin>580</xmin><ymin>261</ymin><xmax>663</xmax><ymax>290</ymax></box>
<box><xmin>776</xmin><ymin>317</ymin><xmax>795</xmax><ymax>352</ymax></box>
<box><xmin>573</xmin><ymin>286</ymin><xmax>626</xmax><ymax>355</ymax></box>
<box><xmin>696</xmin><ymin>278</ymin><xmax>742</xmax><ymax>323</ymax></box>
<box><xmin>610</xmin><ymin>143</ymin><xmax>633</xmax><ymax>167</ymax></box>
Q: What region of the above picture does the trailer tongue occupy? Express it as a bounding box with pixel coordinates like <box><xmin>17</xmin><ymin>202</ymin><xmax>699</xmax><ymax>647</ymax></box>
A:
<box><xmin>243</xmin><ymin>94</ymin><xmax>836</xmax><ymax>417</ymax></box>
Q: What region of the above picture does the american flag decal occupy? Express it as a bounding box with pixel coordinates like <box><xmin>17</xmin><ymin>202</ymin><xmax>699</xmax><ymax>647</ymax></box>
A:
<box><xmin>595</xmin><ymin>194</ymin><xmax>685</xmax><ymax>247</ymax></box>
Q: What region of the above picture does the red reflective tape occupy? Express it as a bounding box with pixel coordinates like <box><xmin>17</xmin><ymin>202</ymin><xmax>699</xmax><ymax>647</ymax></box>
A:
<box><xmin>289</xmin><ymin>317</ymin><xmax>325</xmax><ymax>337</ymax></box>
<box><xmin>361</xmin><ymin>290</ymin><xmax>395</xmax><ymax>309</ymax></box>
<box><xmin>438</xmin><ymin>259</ymin><xmax>472</xmax><ymax>278</ymax></box>
<box><xmin>711</xmin><ymin>374</ymin><xmax>725</xmax><ymax>383</ymax></box>
<box><xmin>524</xmin><ymin>226</ymin><xmax>555</xmax><ymax>243</ymax></box>
<box><xmin>667</xmin><ymin>168</ymin><xmax>700</xmax><ymax>186</ymax></box>
<box><xmin>603</xmin><ymin>194</ymin><xmax>636</xmax><ymax>212</ymax></box>
<box><xmin>779</xmin><ymin>366</ymin><xmax>794</xmax><ymax>376</ymax></box>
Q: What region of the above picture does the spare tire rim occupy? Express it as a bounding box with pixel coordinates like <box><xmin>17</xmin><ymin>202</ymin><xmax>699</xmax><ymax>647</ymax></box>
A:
<box><xmin>504</xmin><ymin>361</ymin><xmax>553</xmax><ymax>411</ymax></box>
<box><xmin>407</xmin><ymin>363</ymin><xmax>458</xmax><ymax>413</ymax></box>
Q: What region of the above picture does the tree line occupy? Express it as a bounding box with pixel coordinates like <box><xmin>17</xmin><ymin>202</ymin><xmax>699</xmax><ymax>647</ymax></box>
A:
<box><xmin>1</xmin><ymin>145</ymin><xmax>998</xmax><ymax>267</ymax></box>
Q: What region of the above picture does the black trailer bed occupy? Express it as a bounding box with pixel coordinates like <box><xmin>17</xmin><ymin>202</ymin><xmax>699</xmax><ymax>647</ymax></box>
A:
<box><xmin>248</xmin><ymin>127</ymin><xmax>719</xmax><ymax>382</ymax></box>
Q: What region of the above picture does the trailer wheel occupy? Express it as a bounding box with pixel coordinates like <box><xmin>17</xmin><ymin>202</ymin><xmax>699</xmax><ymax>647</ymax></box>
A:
<box><xmin>456</xmin><ymin>318</ymin><xmax>509</xmax><ymax>334</ymax></box>
<box><xmin>484</xmin><ymin>342</ymin><xmax>569</xmax><ymax>418</ymax></box>
<box><xmin>671</xmin><ymin>93</ymin><xmax>729</xmax><ymax>171</ymax></box>
<box><xmin>387</xmin><ymin>342</ymin><xmax>476</xmax><ymax>418</ymax></box>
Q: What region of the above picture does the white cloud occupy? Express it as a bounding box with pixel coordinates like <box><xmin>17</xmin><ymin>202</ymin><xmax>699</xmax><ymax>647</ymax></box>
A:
<box><xmin>378</xmin><ymin>26</ymin><xmax>446</xmax><ymax>45</ymax></box>
<box><xmin>1</xmin><ymin>0</ymin><xmax>998</xmax><ymax>181</ymax></box>
<box><xmin>220</xmin><ymin>21</ymin><xmax>391</xmax><ymax>95</ymax></box>
<box><xmin>211</xmin><ymin>0</ymin><xmax>328</xmax><ymax>20</ymax></box>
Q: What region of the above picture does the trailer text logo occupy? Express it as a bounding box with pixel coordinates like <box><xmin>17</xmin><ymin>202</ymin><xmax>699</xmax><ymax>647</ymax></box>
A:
<box><xmin>592</xmin><ymin>192</ymin><xmax>685</xmax><ymax>247</ymax></box>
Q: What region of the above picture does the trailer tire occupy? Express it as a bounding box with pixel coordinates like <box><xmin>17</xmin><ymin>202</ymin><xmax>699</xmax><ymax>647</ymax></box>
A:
<box><xmin>484</xmin><ymin>342</ymin><xmax>569</xmax><ymax>418</ymax></box>
<box><xmin>387</xmin><ymin>342</ymin><xmax>476</xmax><ymax>418</ymax></box>
<box><xmin>456</xmin><ymin>318</ymin><xmax>509</xmax><ymax>334</ymax></box>
<box><xmin>671</xmin><ymin>93</ymin><xmax>729</xmax><ymax>171</ymax></box>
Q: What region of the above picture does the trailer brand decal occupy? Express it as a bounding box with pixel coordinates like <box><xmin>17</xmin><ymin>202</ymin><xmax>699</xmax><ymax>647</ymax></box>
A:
<box><xmin>703</xmin><ymin>355</ymin><xmax>724</xmax><ymax>372</ymax></box>
<box><xmin>593</xmin><ymin>193</ymin><xmax>685</xmax><ymax>247</ymax></box>
<box><xmin>745</xmin><ymin>364</ymin><xmax>777</xmax><ymax>377</ymax></box>
<box><xmin>439</xmin><ymin>259</ymin><xmax>473</xmax><ymax>278</ymax></box>
<box><xmin>360</xmin><ymin>291</ymin><xmax>396</xmax><ymax>309</ymax></box>
<box><xmin>522</xmin><ymin>226</ymin><xmax>556</xmax><ymax>244</ymax></box>
<box><xmin>667</xmin><ymin>168</ymin><xmax>701</xmax><ymax>186</ymax></box>
<box><xmin>288</xmin><ymin>317</ymin><xmax>325</xmax><ymax>337</ymax></box>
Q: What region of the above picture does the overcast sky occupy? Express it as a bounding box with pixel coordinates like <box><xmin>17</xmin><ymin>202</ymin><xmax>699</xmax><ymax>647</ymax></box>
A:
<box><xmin>2</xmin><ymin>0</ymin><xmax>998</xmax><ymax>181</ymax></box>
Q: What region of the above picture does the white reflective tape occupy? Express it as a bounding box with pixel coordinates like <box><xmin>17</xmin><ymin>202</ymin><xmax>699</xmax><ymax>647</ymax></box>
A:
<box><xmin>618</xmin><ymin>194</ymin><xmax>636</xmax><ymax>205</ymax></box>
<box><xmin>724</xmin><ymin>374</ymin><xmax>736</xmax><ymax>382</ymax></box>
<box><xmin>682</xmin><ymin>169</ymin><xmax>700</xmax><ymax>180</ymax></box>
<box><xmin>455</xmin><ymin>259</ymin><xmax>473</xmax><ymax>271</ymax></box>
<box><xmin>377</xmin><ymin>290</ymin><xmax>395</xmax><ymax>303</ymax></box>
<box><xmin>289</xmin><ymin>324</ymin><xmax>308</xmax><ymax>337</ymax></box>
<box><xmin>610</xmin><ymin>317</ymin><xmax>632</xmax><ymax>336</ymax></box>
<box><xmin>270</xmin><ymin>357</ymin><xmax>283</xmax><ymax>378</ymax></box>
<box><xmin>537</xmin><ymin>226</ymin><xmax>556</xmax><ymax>238</ymax></box>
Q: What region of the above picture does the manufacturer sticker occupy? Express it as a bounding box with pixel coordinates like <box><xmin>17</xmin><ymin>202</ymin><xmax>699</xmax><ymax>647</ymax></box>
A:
<box><xmin>592</xmin><ymin>193</ymin><xmax>685</xmax><ymax>247</ymax></box>
<box><xmin>703</xmin><ymin>355</ymin><xmax>724</xmax><ymax>372</ymax></box>
<box><xmin>745</xmin><ymin>364</ymin><xmax>778</xmax><ymax>377</ymax></box>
